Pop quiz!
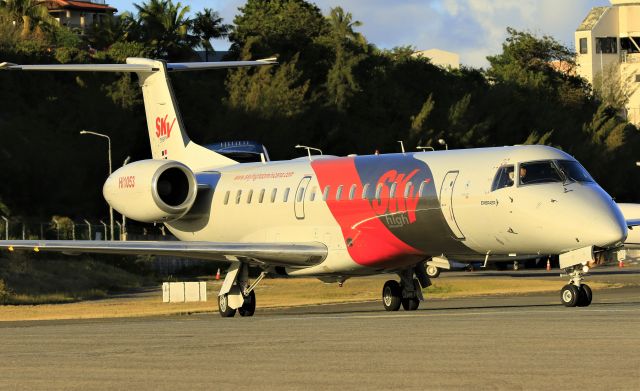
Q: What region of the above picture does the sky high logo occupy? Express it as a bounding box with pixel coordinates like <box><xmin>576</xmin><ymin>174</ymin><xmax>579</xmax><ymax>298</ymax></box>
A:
<box><xmin>155</xmin><ymin>115</ymin><xmax>176</xmax><ymax>141</ymax></box>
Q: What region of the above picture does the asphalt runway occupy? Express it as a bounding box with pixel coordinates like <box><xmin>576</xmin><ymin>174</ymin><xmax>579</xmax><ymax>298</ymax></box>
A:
<box><xmin>0</xmin><ymin>273</ymin><xmax>639</xmax><ymax>390</ymax></box>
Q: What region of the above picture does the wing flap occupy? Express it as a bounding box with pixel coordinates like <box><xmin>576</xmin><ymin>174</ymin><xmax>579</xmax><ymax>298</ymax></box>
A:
<box><xmin>0</xmin><ymin>240</ymin><xmax>326</xmax><ymax>267</ymax></box>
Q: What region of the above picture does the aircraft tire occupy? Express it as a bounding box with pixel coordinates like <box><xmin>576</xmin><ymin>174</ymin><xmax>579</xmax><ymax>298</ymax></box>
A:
<box><xmin>382</xmin><ymin>280</ymin><xmax>402</xmax><ymax>311</ymax></box>
<box><xmin>577</xmin><ymin>284</ymin><xmax>593</xmax><ymax>307</ymax></box>
<box><xmin>426</xmin><ymin>265</ymin><xmax>440</xmax><ymax>278</ymax></box>
<box><xmin>401</xmin><ymin>297</ymin><xmax>420</xmax><ymax>311</ymax></box>
<box><xmin>560</xmin><ymin>284</ymin><xmax>580</xmax><ymax>307</ymax></box>
<box><xmin>239</xmin><ymin>290</ymin><xmax>256</xmax><ymax>317</ymax></box>
<box><xmin>218</xmin><ymin>294</ymin><xmax>237</xmax><ymax>317</ymax></box>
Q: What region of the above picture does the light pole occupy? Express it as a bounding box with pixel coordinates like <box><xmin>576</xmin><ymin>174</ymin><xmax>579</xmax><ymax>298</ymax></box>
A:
<box><xmin>1</xmin><ymin>216</ymin><xmax>8</xmax><ymax>240</ymax></box>
<box><xmin>295</xmin><ymin>145</ymin><xmax>323</xmax><ymax>160</ymax></box>
<box><xmin>99</xmin><ymin>220</ymin><xmax>108</xmax><ymax>241</ymax></box>
<box><xmin>84</xmin><ymin>219</ymin><xmax>92</xmax><ymax>240</ymax></box>
<box><xmin>80</xmin><ymin>130</ymin><xmax>113</xmax><ymax>241</ymax></box>
<box><xmin>438</xmin><ymin>138</ymin><xmax>448</xmax><ymax>150</ymax></box>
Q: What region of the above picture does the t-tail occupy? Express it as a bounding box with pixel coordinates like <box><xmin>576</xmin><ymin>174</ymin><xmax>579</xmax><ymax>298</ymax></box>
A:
<box><xmin>0</xmin><ymin>57</ymin><xmax>277</xmax><ymax>171</ymax></box>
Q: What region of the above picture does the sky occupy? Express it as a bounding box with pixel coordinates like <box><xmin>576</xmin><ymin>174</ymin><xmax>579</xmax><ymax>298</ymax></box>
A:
<box><xmin>106</xmin><ymin>0</ymin><xmax>608</xmax><ymax>68</ymax></box>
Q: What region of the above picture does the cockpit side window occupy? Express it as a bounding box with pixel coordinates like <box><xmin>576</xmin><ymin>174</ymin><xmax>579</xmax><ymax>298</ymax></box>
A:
<box><xmin>556</xmin><ymin>160</ymin><xmax>594</xmax><ymax>183</ymax></box>
<box><xmin>491</xmin><ymin>165</ymin><xmax>515</xmax><ymax>191</ymax></box>
<box><xmin>519</xmin><ymin>161</ymin><xmax>563</xmax><ymax>185</ymax></box>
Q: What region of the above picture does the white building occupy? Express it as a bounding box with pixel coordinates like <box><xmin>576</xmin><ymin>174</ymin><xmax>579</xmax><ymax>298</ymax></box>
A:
<box><xmin>412</xmin><ymin>49</ymin><xmax>460</xmax><ymax>70</ymax></box>
<box><xmin>39</xmin><ymin>0</ymin><xmax>117</xmax><ymax>32</ymax></box>
<box><xmin>575</xmin><ymin>0</ymin><xmax>640</xmax><ymax>125</ymax></box>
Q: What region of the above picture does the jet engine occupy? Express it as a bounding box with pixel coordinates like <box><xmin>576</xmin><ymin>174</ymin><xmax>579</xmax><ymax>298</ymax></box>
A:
<box><xmin>103</xmin><ymin>159</ymin><xmax>197</xmax><ymax>223</ymax></box>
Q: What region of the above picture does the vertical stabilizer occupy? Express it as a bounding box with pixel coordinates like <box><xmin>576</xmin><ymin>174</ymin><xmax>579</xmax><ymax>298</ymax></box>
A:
<box><xmin>127</xmin><ymin>58</ymin><xmax>236</xmax><ymax>171</ymax></box>
<box><xmin>1</xmin><ymin>57</ymin><xmax>277</xmax><ymax>172</ymax></box>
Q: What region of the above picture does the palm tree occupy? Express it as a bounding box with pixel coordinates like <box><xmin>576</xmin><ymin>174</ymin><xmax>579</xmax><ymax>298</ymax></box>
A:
<box><xmin>134</xmin><ymin>0</ymin><xmax>195</xmax><ymax>60</ymax></box>
<box><xmin>327</xmin><ymin>7</ymin><xmax>366</xmax><ymax>49</ymax></box>
<box><xmin>192</xmin><ymin>8</ymin><xmax>230</xmax><ymax>61</ymax></box>
<box><xmin>0</xmin><ymin>0</ymin><xmax>53</xmax><ymax>38</ymax></box>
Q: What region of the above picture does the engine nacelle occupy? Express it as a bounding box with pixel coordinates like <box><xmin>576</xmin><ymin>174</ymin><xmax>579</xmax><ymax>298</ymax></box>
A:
<box><xmin>103</xmin><ymin>159</ymin><xmax>197</xmax><ymax>223</ymax></box>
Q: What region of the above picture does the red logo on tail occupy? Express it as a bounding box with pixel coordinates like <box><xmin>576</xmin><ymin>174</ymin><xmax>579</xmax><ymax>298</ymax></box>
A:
<box><xmin>155</xmin><ymin>115</ymin><xmax>176</xmax><ymax>141</ymax></box>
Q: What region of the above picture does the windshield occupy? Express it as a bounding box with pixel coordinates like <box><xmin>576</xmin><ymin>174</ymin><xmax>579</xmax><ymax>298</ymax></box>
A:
<box><xmin>491</xmin><ymin>165</ymin><xmax>515</xmax><ymax>191</ymax></box>
<box><xmin>519</xmin><ymin>161</ymin><xmax>563</xmax><ymax>185</ymax></box>
<box><xmin>556</xmin><ymin>160</ymin><xmax>594</xmax><ymax>183</ymax></box>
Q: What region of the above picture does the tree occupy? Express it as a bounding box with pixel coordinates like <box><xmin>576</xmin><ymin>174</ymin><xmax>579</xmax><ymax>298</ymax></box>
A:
<box><xmin>230</xmin><ymin>0</ymin><xmax>328</xmax><ymax>61</ymax></box>
<box><xmin>87</xmin><ymin>12</ymin><xmax>137</xmax><ymax>50</ymax></box>
<box><xmin>487</xmin><ymin>27</ymin><xmax>581</xmax><ymax>91</ymax></box>
<box><xmin>0</xmin><ymin>0</ymin><xmax>53</xmax><ymax>38</ymax></box>
<box><xmin>133</xmin><ymin>0</ymin><xmax>195</xmax><ymax>60</ymax></box>
<box><xmin>192</xmin><ymin>8</ymin><xmax>230</xmax><ymax>61</ymax></box>
<box><xmin>226</xmin><ymin>52</ymin><xmax>309</xmax><ymax>119</ymax></box>
<box><xmin>323</xmin><ymin>7</ymin><xmax>366</xmax><ymax>111</ymax></box>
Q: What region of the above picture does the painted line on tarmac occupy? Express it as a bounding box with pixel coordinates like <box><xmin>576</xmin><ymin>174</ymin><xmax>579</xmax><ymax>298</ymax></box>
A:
<box><xmin>259</xmin><ymin>306</ymin><xmax>640</xmax><ymax>322</ymax></box>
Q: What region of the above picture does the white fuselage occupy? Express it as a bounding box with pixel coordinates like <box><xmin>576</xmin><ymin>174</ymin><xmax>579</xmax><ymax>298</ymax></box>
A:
<box><xmin>166</xmin><ymin>145</ymin><xmax>627</xmax><ymax>276</ymax></box>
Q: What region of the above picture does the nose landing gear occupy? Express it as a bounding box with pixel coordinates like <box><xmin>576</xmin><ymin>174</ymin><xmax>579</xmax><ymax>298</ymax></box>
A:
<box><xmin>560</xmin><ymin>265</ymin><xmax>593</xmax><ymax>307</ymax></box>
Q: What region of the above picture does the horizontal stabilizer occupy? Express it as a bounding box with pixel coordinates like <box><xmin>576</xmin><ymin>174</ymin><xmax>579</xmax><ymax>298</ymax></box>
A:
<box><xmin>0</xmin><ymin>57</ymin><xmax>277</xmax><ymax>73</ymax></box>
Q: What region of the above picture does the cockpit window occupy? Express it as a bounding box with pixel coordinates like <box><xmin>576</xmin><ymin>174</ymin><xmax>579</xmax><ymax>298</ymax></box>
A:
<box><xmin>556</xmin><ymin>160</ymin><xmax>594</xmax><ymax>183</ymax></box>
<box><xmin>491</xmin><ymin>165</ymin><xmax>515</xmax><ymax>191</ymax></box>
<box><xmin>519</xmin><ymin>161</ymin><xmax>563</xmax><ymax>185</ymax></box>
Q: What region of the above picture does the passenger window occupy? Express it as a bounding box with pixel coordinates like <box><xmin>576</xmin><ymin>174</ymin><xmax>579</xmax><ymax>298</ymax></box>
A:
<box><xmin>270</xmin><ymin>188</ymin><xmax>277</xmax><ymax>203</ymax></box>
<box><xmin>235</xmin><ymin>190</ymin><xmax>242</xmax><ymax>204</ymax></box>
<box><xmin>519</xmin><ymin>161</ymin><xmax>563</xmax><ymax>186</ymax></box>
<box><xmin>362</xmin><ymin>183</ymin><xmax>370</xmax><ymax>199</ymax></box>
<box><xmin>224</xmin><ymin>191</ymin><xmax>230</xmax><ymax>205</ymax></box>
<box><xmin>259</xmin><ymin>189</ymin><xmax>265</xmax><ymax>203</ymax></box>
<box><xmin>323</xmin><ymin>186</ymin><xmax>330</xmax><ymax>201</ymax></box>
<box><xmin>389</xmin><ymin>183</ymin><xmax>397</xmax><ymax>198</ymax></box>
<box><xmin>309</xmin><ymin>187</ymin><xmax>317</xmax><ymax>201</ymax></box>
<box><xmin>404</xmin><ymin>182</ymin><xmax>413</xmax><ymax>198</ymax></box>
<box><xmin>283</xmin><ymin>188</ymin><xmax>290</xmax><ymax>202</ymax></box>
<box><xmin>247</xmin><ymin>189</ymin><xmax>253</xmax><ymax>204</ymax></box>
<box><xmin>491</xmin><ymin>165</ymin><xmax>515</xmax><ymax>191</ymax></box>
<box><xmin>375</xmin><ymin>184</ymin><xmax>383</xmax><ymax>200</ymax></box>
<box><xmin>336</xmin><ymin>185</ymin><xmax>343</xmax><ymax>201</ymax></box>
<box><xmin>296</xmin><ymin>187</ymin><xmax>305</xmax><ymax>202</ymax></box>
<box><xmin>349</xmin><ymin>184</ymin><xmax>356</xmax><ymax>200</ymax></box>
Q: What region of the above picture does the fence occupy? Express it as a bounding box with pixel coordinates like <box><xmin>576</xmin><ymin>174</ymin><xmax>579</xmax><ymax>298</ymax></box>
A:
<box><xmin>0</xmin><ymin>219</ymin><xmax>170</xmax><ymax>241</ymax></box>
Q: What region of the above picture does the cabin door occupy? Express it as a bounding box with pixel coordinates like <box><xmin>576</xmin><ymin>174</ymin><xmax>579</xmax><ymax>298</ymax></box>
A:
<box><xmin>294</xmin><ymin>176</ymin><xmax>312</xmax><ymax>219</ymax></box>
<box><xmin>439</xmin><ymin>171</ymin><xmax>465</xmax><ymax>240</ymax></box>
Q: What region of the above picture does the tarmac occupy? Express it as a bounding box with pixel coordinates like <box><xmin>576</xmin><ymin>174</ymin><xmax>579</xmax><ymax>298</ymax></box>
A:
<box><xmin>0</xmin><ymin>268</ymin><xmax>638</xmax><ymax>390</ymax></box>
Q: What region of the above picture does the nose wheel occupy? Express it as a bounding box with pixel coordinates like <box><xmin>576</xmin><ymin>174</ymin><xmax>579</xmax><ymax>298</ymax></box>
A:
<box><xmin>560</xmin><ymin>266</ymin><xmax>593</xmax><ymax>307</ymax></box>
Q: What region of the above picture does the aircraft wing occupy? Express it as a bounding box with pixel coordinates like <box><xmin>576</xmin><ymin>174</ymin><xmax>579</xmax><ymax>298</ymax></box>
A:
<box><xmin>0</xmin><ymin>240</ymin><xmax>326</xmax><ymax>268</ymax></box>
<box><xmin>626</xmin><ymin>219</ymin><xmax>640</xmax><ymax>228</ymax></box>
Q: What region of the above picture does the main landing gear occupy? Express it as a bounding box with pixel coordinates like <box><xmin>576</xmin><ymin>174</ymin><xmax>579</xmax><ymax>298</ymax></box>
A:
<box><xmin>218</xmin><ymin>262</ymin><xmax>264</xmax><ymax>317</ymax></box>
<box><xmin>382</xmin><ymin>264</ymin><xmax>431</xmax><ymax>312</ymax></box>
<box><xmin>560</xmin><ymin>265</ymin><xmax>593</xmax><ymax>307</ymax></box>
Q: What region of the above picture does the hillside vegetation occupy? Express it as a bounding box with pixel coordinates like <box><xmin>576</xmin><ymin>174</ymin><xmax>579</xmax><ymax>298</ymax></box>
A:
<box><xmin>1</xmin><ymin>0</ymin><xmax>639</xmax><ymax>223</ymax></box>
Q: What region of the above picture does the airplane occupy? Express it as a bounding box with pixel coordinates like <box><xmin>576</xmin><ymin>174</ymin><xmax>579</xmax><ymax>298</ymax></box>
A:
<box><xmin>0</xmin><ymin>57</ymin><xmax>631</xmax><ymax>316</ymax></box>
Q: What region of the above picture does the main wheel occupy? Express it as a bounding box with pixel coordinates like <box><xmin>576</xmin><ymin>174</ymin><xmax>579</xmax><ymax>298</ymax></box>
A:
<box><xmin>401</xmin><ymin>297</ymin><xmax>420</xmax><ymax>311</ymax></box>
<box><xmin>382</xmin><ymin>280</ymin><xmax>402</xmax><ymax>311</ymax></box>
<box><xmin>577</xmin><ymin>284</ymin><xmax>593</xmax><ymax>307</ymax></box>
<box><xmin>218</xmin><ymin>293</ymin><xmax>237</xmax><ymax>317</ymax></box>
<box><xmin>238</xmin><ymin>290</ymin><xmax>256</xmax><ymax>317</ymax></box>
<box><xmin>560</xmin><ymin>284</ymin><xmax>580</xmax><ymax>307</ymax></box>
<box><xmin>426</xmin><ymin>264</ymin><xmax>440</xmax><ymax>278</ymax></box>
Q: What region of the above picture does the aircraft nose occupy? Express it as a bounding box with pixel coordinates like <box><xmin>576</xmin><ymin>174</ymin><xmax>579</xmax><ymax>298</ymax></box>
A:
<box><xmin>576</xmin><ymin>187</ymin><xmax>627</xmax><ymax>247</ymax></box>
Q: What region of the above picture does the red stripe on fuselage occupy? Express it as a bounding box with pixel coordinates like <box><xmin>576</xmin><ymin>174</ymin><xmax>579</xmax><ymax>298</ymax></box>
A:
<box><xmin>311</xmin><ymin>157</ymin><xmax>424</xmax><ymax>268</ymax></box>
